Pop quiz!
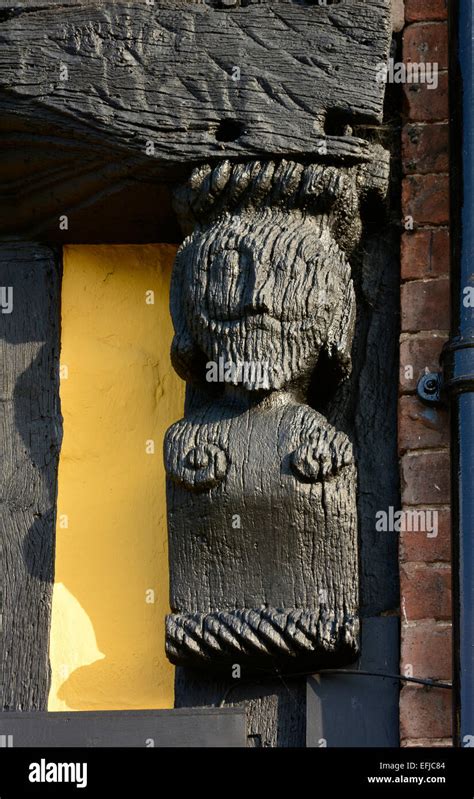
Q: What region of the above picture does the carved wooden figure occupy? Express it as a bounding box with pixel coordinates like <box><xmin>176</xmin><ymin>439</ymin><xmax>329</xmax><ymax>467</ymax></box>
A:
<box><xmin>165</xmin><ymin>154</ymin><xmax>389</xmax><ymax>670</ymax></box>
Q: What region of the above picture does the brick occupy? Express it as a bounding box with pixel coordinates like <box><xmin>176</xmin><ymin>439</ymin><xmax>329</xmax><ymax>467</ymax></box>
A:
<box><xmin>402</xmin><ymin>123</ymin><xmax>449</xmax><ymax>174</ymax></box>
<box><xmin>401</xmin><ymin>278</ymin><xmax>450</xmax><ymax>332</ymax></box>
<box><xmin>401</xmin><ymin>451</ymin><xmax>451</xmax><ymax>505</ymax></box>
<box><xmin>401</xmin><ymin>229</ymin><xmax>449</xmax><ymax>280</ymax></box>
<box><xmin>401</xmin><ymin>563</ymin><xmax>451</xmax><ymax>621</ymax></box>
<box><xmin>401</xmin><ymin>1</ymin><xmax>451</xmax><ymax>753</ymax></box>
<box><xmin>401</xmin><ymin>622</ymin><xmax>452</xmax><ymax>680</ymax></box>
<box><xmin>399</xmin><ymin>395</ymin><xmax>449</xmax><ymax>452</ymax></box>
<box><xmin>399</xmin><ymin>333</ymin><xmax>447</xmax><ymax>393</ymax></box>
<box><xmin>405</xmin><ymin>0</ymin><xmax>448</xmax><ymax>23</ymax></box>
<box><xmin>400</xmin><ymin>686</ymin><xmax>452</xmax><ymax>739</ymax></box>
<box><xmin>403</xmin><ymin>71</ymin><xmax>449</xmax><ymax>122</ymax></box>
<box><xmin>400</xmin><ymin>506</ymin><xmax>451</xmax><ymax>563</ymax></box>
<box><xmin>402</xmin><ymin>174</ymin><xmax>449</xmax><ymax>225</ymax></box>
<box><xmin>403</xmin><ymin>23</ymin><xmax>448</xmax><ymax>70</ymax></box>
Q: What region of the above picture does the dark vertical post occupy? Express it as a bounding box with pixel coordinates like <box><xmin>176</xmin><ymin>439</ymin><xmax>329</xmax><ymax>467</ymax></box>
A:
<box><xmin>447</xmin><ymin>0</ymin><xmax>474</xmax><ymax>747</ymax></box>
<box><xmin>0</xmin><ymin>243</ymin><xmax>62</xmax><ymax>711</ymax></box>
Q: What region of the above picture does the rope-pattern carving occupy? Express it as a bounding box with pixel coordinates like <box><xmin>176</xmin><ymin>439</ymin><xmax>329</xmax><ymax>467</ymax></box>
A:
<box><xmin>173</xmin><ymin>154</ymin><xmax>390</xmax><ymax>235</ymax></box>
<box><xmin>166</xmin><ymin>608</ymin><xmax>359</xmax><ymax>665</ymax></box>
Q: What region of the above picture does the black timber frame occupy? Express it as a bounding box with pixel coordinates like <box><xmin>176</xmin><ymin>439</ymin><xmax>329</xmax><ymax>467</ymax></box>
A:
<box><xmin>0</xmin><ymin>708</ymin><xmax>246</xmax><ymax>747</ymax></box>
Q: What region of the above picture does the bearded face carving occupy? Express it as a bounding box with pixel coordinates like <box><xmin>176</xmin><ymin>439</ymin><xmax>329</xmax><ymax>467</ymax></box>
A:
<box><xmin>164</xmin><ymin>157</ymin><xmax>389</xmax><ymax>671</ymax></box>
<box><xmin>173</xmin><ymin>209</ymin><xmax>355</xmax><ymax>392</ymax></box>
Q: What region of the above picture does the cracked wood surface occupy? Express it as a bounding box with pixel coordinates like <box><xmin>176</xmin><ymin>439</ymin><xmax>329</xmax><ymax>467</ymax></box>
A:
<box><xmin>0</xmin><ymin>243</ymin><xmax>62</xmax><ymax>711</ymax></box>
<box><xmin>0</xmin><ymin>0</ymin><xmax>391</xmax><ymax>239</ymax></box>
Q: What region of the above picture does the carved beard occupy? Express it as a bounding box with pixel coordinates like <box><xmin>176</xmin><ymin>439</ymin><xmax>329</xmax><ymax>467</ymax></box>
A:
<box><xmin>177</xmin><ymin>209</ymin><xmax>356</xmax><ymax>392</ymax></box>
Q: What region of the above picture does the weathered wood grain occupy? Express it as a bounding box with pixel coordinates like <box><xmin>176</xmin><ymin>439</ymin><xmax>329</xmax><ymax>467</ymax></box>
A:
<box><xmin>164</xmin><ymin>155</ymin><xmax>390</xmax><ymax>672</ymax></box>
<box><xmin>172</xmin><ymin>216</ymin><xmax>401</xmax><ymax>745</ymax></box>
<box><xmin>0</xmin><ymin>0</ymin><xmax>391</xmax><ymax>238</ymax></box>
<box><xmin>175</xmin><ymin>667</ymin><xmax>306</xmax><ymax>747</ymax></box>
<box><xmin>0</xmin><ymin>243</ymin><xmax>62</xmax><ymax>710</ymax></box>
<box><xmin>352</xmin><ymin>229</ymin><xmax>401</xmax><ymax>614</ymax></box>
<box><xmin>0</xmin><ymin>0</ymin><xmax>391</xmax><ymax>148</ymax></box>
<box><xmin>168</xmin><ymin>137</ymin><xmax>399</xmax><ymax>738</ymax></box>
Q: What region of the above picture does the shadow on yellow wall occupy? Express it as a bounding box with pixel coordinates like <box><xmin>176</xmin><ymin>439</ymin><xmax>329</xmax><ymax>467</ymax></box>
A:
<box><xmin>48</xmin><ymin>244</ymin><xmax>183</xmax><ymax>711</ymax></box>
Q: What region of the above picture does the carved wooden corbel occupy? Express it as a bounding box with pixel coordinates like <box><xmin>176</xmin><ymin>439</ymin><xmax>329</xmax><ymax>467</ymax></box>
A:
<box><xmin>165</xmin><ymin>151</ymin><xmax>389</xmax><ymax>670</ymax></box>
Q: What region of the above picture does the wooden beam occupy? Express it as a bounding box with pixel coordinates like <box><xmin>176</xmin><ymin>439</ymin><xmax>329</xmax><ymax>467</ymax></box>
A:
<box><xmin>0</xmin><ymin>707</ymin><xmax>246</xmax><ymax>747</ymax></box>
<box><xmin>0</xmin><ymin>242</ymin><xmax>62</xmax><ymax>711</ymax></box>
<box><xmin>306</xmin><ymin>617</ymin><xmax>399</xmax><ymax>747</ymax></box>
<box><xmin>0</xmin><ymin>0</ymin><xmax>391</xmax><ymax>239</ymax></box>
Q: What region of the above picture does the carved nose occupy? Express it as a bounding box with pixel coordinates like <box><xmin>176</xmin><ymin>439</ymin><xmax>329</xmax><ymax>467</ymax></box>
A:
<box><xmin>243</xmin><ymin>265</ymin><xmax>272</xmax><ymax>315</ymax></box>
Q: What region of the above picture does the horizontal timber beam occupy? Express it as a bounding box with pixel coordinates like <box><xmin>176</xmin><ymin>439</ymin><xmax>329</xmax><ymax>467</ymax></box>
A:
<box><xmin>0</xmin><ymin>0</ymin><xmax>391</xmax><ymax>240</ymax></box>
<box><xmin>0</xmin><ymin>708</ymin><xmax>246</xmax><ymax>747</ymax></box>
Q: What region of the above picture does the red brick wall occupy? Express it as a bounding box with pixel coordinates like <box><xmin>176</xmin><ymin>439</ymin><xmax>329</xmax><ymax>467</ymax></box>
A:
<box><xmin>399</xmin><ymin>0</ymin><xmax>452</xmax><ymax>746</ymax></box>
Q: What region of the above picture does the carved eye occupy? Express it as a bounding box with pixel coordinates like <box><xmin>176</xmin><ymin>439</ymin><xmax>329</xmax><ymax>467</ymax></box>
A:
<box><xmin>214</xmin><ymin>248</ymin><xmax>241</xmax><ymax>274</ymax></box>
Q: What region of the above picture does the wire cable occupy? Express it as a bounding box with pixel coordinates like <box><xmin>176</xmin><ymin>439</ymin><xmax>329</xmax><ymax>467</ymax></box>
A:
<box><xmin>218</xmin><ymin>667</ymin><xmax>452</xmax><ymax>707</ymax></box>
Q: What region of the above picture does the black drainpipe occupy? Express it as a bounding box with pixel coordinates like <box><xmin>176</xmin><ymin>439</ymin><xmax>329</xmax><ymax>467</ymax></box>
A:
<box><xmin>446</xmin><ymin>0</ymin><xmax>474</xmax><ymax>748</ymax></box>
<box><xmin>418</xmin><ymin>0</ymin><xmax>474</xmax><ymax>746</ymax></box>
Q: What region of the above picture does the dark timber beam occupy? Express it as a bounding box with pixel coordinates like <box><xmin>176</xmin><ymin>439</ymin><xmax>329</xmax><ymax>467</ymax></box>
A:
<box><xmin>0</xmin><ymin>0</ymin><xmax>391</xmax><ymax>240</ymax></box>
<box><xmin>0</xmin><ymin>242</ymin><xmax>62</xmax><ymax>711</ymax></box>
<box><xmin>0</xmin><ymin>707</ymin><xmax>246</xmax><ymax>747</ymax></box>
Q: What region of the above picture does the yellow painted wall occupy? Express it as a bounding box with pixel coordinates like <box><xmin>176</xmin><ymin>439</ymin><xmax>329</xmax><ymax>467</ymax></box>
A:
<box><xmin>48</xmin><ymin>244</ymin><xmax>183</xmax><ymax>711</ymax></box>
